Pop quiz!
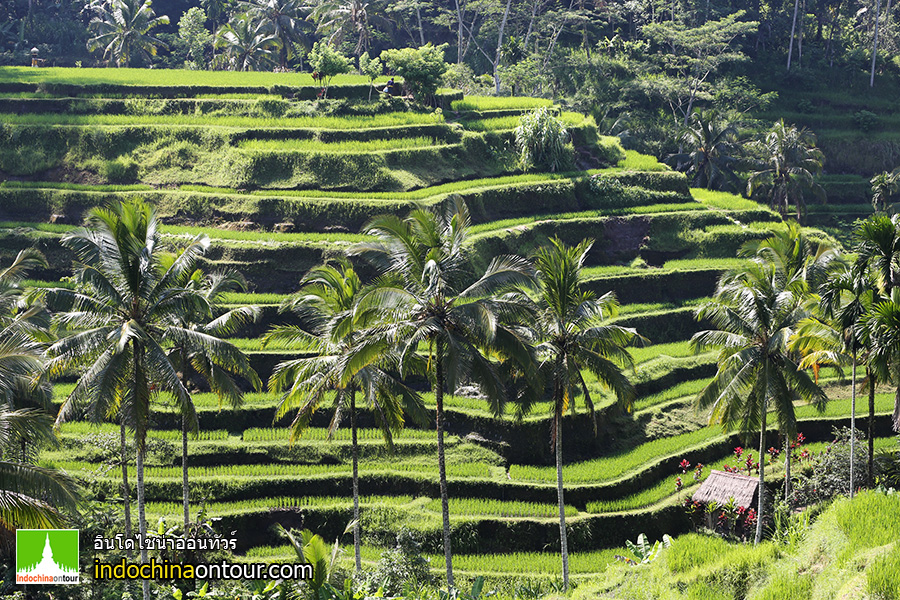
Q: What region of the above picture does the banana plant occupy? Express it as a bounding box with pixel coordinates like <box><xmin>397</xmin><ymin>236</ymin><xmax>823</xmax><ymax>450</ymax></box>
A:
<box><xmin>616</xmin><ymin>533</ymin><xmax>673</xmax><ymax>566</ymax></box>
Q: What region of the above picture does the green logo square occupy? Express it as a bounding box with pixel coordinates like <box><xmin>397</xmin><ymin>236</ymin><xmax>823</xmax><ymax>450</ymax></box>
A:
<box><xmin>15</xmin><ymin>529</ymin><xmax>80</xmax><ymax>585</ymax></box>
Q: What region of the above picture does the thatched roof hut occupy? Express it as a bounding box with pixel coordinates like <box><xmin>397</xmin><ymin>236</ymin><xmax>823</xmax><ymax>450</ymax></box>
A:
<box><xmin>692</xmin><ymin>470</ymin><xmax>759</xmax><ymax>509</ymax></box>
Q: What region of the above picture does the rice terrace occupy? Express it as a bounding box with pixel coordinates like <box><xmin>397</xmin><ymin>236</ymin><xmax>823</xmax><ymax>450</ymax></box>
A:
<box><xmin>2</xmin><ymin>2</ymin><xmax>900</xmax><ymax>599</ymax></box>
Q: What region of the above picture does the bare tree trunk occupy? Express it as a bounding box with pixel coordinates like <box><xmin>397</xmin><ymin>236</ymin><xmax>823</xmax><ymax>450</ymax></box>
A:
<box><xmin>850</xmin><ymin>349</ymin><xmax>857</xmax><ymax>497</ymax></box>
<box><xmin>787</xmin><ymin>0</ymin><xmax>799</xmax><ymax>69</ymax></box>
<box><xmin>555</xmin><ymin>408</ymin><xmax>570</xmax><ymax>590</ymax></box>
<box><xmin>872</xmin><ymin>0</ymin><xmax>883</xmax><ymax>87</ymax></box>
<box><xmin>350</xmin><ymin>388</ymin><xmax>361</xmax><ymax>574</ymax></box>
<box><xmin>755</xmin><ymin>404</ymin><xmax>766</xmax><ymax>545</ymax></box>
<box><xmin>455</xmin><ymin>0</ymin><xmax>465</xmax><ymax>63</ymax></box>
<box><xmin>416</xmin><ymin>2</ymin><xmax>425</xmax><ymax>46</ymax></box>
<box><xmin>524</xmin><ymin>0</ymin><xmax>541</xmax><ymax>50</ymax></box>
<box><xmin>435</xmin><ymin>339</ymin><xmax>453</xmax><ymax>588</ymax></box>
<box><xmin>493</xmin><ymin>0</ymin><xmax>514</xmax><ymax>94</ymax></box>
<box><xmin>798</xmin><ymin>0</ymin><xmax>805</xmax><ymax>66</ymax></box>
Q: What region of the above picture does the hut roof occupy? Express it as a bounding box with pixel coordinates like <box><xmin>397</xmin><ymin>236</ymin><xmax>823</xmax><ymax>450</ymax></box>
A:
<box><xmin>692</xmin><ymin>470</ymin><xmax>759</xmax><ymax>509</ymax></box>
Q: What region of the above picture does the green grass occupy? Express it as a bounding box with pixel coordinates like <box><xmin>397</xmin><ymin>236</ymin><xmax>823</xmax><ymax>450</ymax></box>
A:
<box><xmin>57</xmin><ymin>422</ymin><xmax>229</xmax><ymax>440</ymax></box>
<box><xmin>0</xmin><ymin>112</ymin><xmax>444</xmax><ymax>129</ymax></box>
<box><xmin>617</xmin><ymin>149</ymin><xmax>669</xmax><ymax>171</ymax></box>
<box><xmin>462</xmin><ymin>111</ymin><xmax>588</xmax><ymax>131</ymax></box>
<box><xmin>242</xmin><ymin>427</ymin><xmax>435</xmax><ymax>443</ymax></box>
<box><xmin>867</xmin><ymin>543</ymin><xmax>900</xmax><ymax>600</ymax></box>
<box><xmin>581</xmin><ymin>257</ymin><xmax>748</xmax><ymax>279</ymax></box>
<box><xmin>146</xmin><ymin>495</ymin><xmax>413</xmax><ymax>519</ymax></box>
<box><xmin>691</xmin><ymin>188</ymin><xmax>768</xmax><ymax>211</ymax></box>
<box><xmin>628</xmin><ymin>341</ymin><xmax>696</xmax><ymax>365</ymax></box>
<box><xmin>422</xmin><ymin>498</ymin><xmax>577</xmax><ymax>519</ymax></box>
<box><xmin>509</xmin><ymin>427</ymin><xmax>719</xmax><ymax>484</ymax></box>
<box><xmin>635</xmin><ymin>379</ymin><xmax>709</xmax><ymax>412</ymax></box>
<box><xmin>237</xmin><ymin>136</ymin><xmax>448</xmax><ymax>154</ymax></box>
<box><xmin>160</xmin><ymin>224</ymin><xmax>369</xmax><ymax>244</ymax></box>
<box><xmin>0</xmin><ymin>66</ymin><xmax>377</xmax><ymax>87</ymax></box>
<box><xmin>0</xmin><ymin>181</ymin><xmax>153</xmax><ymax>192</ymax></box>
<box><xmin>220</xmin><ymin>292</ymin><xmax>290</xmax><ymax>305</ymax></box>
<box><xmin>434</xmin><ymin>549</ymin><xmax>621</xmax><ymax>575</ymax></box>
<box><xmin>450</xmin><ymin>97</ymin><xmax>554</xmax><ymax>112</ymax></box>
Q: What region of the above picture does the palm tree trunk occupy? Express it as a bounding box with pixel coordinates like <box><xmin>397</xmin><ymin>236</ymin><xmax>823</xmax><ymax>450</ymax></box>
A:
<box><xmin>435</xmin><ymin>339</ymin><xmax>453</xmax><ymax>588</ymax></box>
<box><xmin>134</xmin><ymin>345</ymin><xmax>150</xmax><ymax>600</ymax></box>
<box><xmin>136</xmin><ymin>428</ymin><xmax>150</xmax><ymax>600</ymax></box>
<box><xmin>350</xmin><ymin>388</ymin><xmax>361</xmax><ymax>574</ymax></box>
<box><xmin>416</xmin><ymin>2</ymin><xmax>425</xmax><ymax>46</ymax></box>
<box><xmin>555</xmin><ymin>408</ymin><xmax>570</xmax><ymax>590</ymax></box>
<box><xmin>784</xmin><ymin>436</ymin><xmax>791</xmax><ymax>504</ymax></box>
<box><xmin>871</xmin><ymin>0</ymin><xmax>883</xmax><ymax>87</ymax></box>
<box><xmin>787</xmin><ymin>0</ymin><xmax>799</xmax><ymax>69</ymax></box>
<box><xmin>454</xmin><ymin>0</ymin><xmax>464</xmax><ymax>63</ymax></box>
<box><xmin>183</xmin><ymin>412</ymin><xmax>190</xmax><ymax>530</ymax></box>
<box><xmin>120</xmin><ymin>417</ymin><xmax>132</xmax><ymax>541</ymax></box>
<box><xmin>755</xmin><ymin>404</ymin><xmax>766</xmax><ymax>545</ymax></box>
<box><xmin>850</xmin><ymin>349</ymin><xmax>857</xmax><ymax>497</ymax></box>
<box><xmin>868</xmin><ymin>367</ymin><xmax>875</xmax><ymax>486</ymax></box>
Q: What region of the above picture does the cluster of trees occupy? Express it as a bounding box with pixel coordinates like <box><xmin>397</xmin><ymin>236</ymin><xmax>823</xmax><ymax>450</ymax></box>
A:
<box><xmin>671</xmin><ymin>111</ymin><xmax>826</xmax><ymax>221</ymax></box>
<box><xmin>5</xmin><ymin>195</ymin><xmax>900</xmax><ymax>594</ymax></box>
<box><xmin>0</xmin><ymin>197</ymin><xmax>642</xmax><ymax>594</ymax></box>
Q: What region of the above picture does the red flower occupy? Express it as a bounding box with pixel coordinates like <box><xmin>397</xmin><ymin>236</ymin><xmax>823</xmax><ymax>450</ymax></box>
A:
<box><xmin>675</xmin><ymin>476</ymin><xmax>683</xmax><ymax>491</ymax></box>
<box><xmin>734</xmin><ymin>447</ymin><xmax>744</xmax><ymax>458</ymax></box>
<box><xmin>796</xmin><ymin>433</ymin><xmax>805</xmax><ymax>444</ymax></box>
<box><xmin>679</xmin><ymin>459</ymin><xmax>691</xmax><ymax>472</ymax></box>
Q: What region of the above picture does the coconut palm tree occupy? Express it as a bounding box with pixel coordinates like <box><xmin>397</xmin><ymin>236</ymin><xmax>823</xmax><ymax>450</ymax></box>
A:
<box><xmin>870</xmin><ymin>169</ymin><xmax>900</xmax><ymax>213</ymax></box>
<box><xmin>350</xmin><ymin>198</ymin><xmax>536</xmax><ymax>587</ymax></box>
<box><xmin>44</xmin><ymin>199</ymin><xmax>249</xmax><ymax>600</ymax></box>
<box><xmin>214</xmin><ymin>13</ymin><xmax>281</xmax><ymax>71</ymax></box>
<box><xmin>668</xmin><ymin>110</ymin><xmax>742</xmax><ymax>192</ymax></box>
<box><xmin>524</xmin><ymin>237</ymin><xmax>640</xmax><ymax>589</ymax></box>
<box><xmin>693</xmin><ymin>260</ymin><xmax>827</xmax><ymax>544</ymax></box>
<box><xmin>307</xmin><ymin>0</ymin><xmax>390</xmax><ymax>57</ymax></box>
<box><xmin>85</xmin><ymin>0</ymin><xmax>170</xmax><ymax>67</ymax></box>
<box><xmin>747</xmin><ymin>120</ymin><xmax>825</xmax><ymax>222</ymax></box>
<box><xmin>238</xmin><ymin>0</ymin><xmax>310</xmax><ymax>65</ymax></box>
<box><xmin>266</xmin><ymin>259</ymin><xmax>426</xmax><ymax>574</ymax></box>
<box><xmin>791</xmin><ymin>262</ymin><xmax>873</xmax><ymax>497</ymax></box>
<box><xmin>164</xmin><ymin>267</ymin><xmax>260</xmax><ymax>532</ymax></box>
<box><xmin>864</xmin><ymin>294</ymin><xmax>900</xmax><ymax>433</ymax></box>
<box><xmin>0</xmin><ymin>251</ymin><xmax>80</xmax><ymax>554</ymax></box>
<box><xmin>0</xmin><ymin>405</ymin><xmax>81</xmax><ymax>554</ymax></box>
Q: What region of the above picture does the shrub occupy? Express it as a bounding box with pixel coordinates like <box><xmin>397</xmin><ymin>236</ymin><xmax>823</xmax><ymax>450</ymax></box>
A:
<box><xmin>100</xmin><ymin>158</ymin><xmax>139</xmax><ymax>183</ymax></box>
<box><xmin>369</xmin><ymin>528</ymin><xmax>435</xmax><ymax>595</ymax></box>
<box><xmin>515</xmin><ymin>107</ymin><xmax>573</xmax><ymax>172</ymax></box>
<box><xmin>853</xmin><ymin>110</ymin><xmax>879</xmax><ymax>132</ymax></box>
<box><xmin>381</xmin><ymin>43</ymin><xmax>450</xmax><ymax>102</ymax></box>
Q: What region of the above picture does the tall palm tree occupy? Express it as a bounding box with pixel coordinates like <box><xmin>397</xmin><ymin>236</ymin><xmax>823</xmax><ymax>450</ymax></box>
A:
<box><xmin>266</xmin><ymin>259</ymin><xmax>426</xmax><ymax>574</ymax></box>
<box><xmin>85</xmin><ymin>0</ymin><xmax>170</xmax><ymax>67</ymax></box>
<box><xmin>668</xmin><ymin>110</ymin><xmax>742</xmax><ymax>192</ymax></box>
<box><xmin>791</xmin><ymin>262</ymin><xmax>873</xmax><ymax>497</ymax></box>
<box><xmin>525</xmin><ymin>237</ymin><xmax>640</xmax><ymax>589</ymax></box>
<box><xmin>693</xmin><ymin>260</ymin><xmax>826</xmax><ymax>544</ymax></box>
<box><xmin>350</xmin><ymin>198</ymin><xmax>535</xmax><ymax>587</ymax></box>
<box><xmin>214</xmin><ymin>13</ymin><xmax>281</xmax><ymax>71</ymax></box>
<box><xmin>870</xmin><ymin>169</ymin><xmax>900</xmax><ymax>213</ymax></box>
<box><xmin>164</xmin><ymin>267</ymin><xmax>260</xmax><ymax>532</ymax></box>
<box><xmin>747</xmin><ymin>120</ymin><xmax>825</xmax><ymax>222</ymax></box>
<box><xmin>44</xmin><ymin>199</ymin><xmax>247</xmax><ymax>600</ymax></box>
<box><xmin>238</xmin><ymin>0</ymin><xmax>310</xmax><ymax>66</ymax></box>
<box><xmin>307</xmin><ymin>0</ymin><xmax>390</xmax><ymax>57</ymax></box>
<box><xmin>0</xmin><ymin>406</ymin><xmax>81</xmax><ymax>553</ymax></box>
<box><xmin>0</xmin><ymin>251</ymin><xmax>80</xmax><ymax>555</ymax></box>
<box><xmin>864</xmin><ymin>293</ymin><xmax>900</xmax><ymax>433</ymax></box>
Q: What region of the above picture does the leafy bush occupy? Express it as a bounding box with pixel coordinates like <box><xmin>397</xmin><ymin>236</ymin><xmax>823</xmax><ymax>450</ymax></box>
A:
<box><xmin>381</xmin><ymin>43</ymin><xmax>450</xmax><ymax>102</ymax></box>
<box><xmin>100</xmin><ymin>157</ymin><xmax>139</xmax><ymax>183</ymax></box>
<box><xmin>853</xmin><ymin>110</ymin><xmax>879</xmax><ymax>132</ymax></box>
<box><xmin>369</xmin><ymin>529</ymin><xmax>435</xmax><ymax>595</ymax></box>
<box><xmin>515</xmin><ymin>107</ymin><xmax>573</xmax><ymax>172</ymax></box>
